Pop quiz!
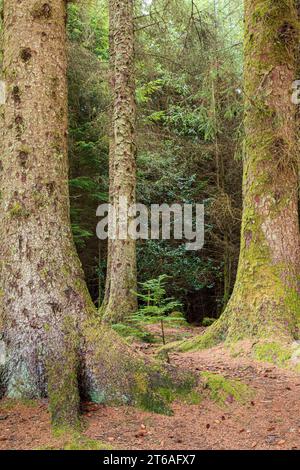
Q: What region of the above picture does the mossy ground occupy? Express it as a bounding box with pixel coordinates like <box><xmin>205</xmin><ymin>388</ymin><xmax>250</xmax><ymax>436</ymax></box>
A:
<box><xmin>158</xmin><ymin>324</ymin><xmax>300</xmax><ymax>374</ymax></box>
<box><xmin>134</xmin><ymin>367</ymin><xmax>201</xmax><ymax>415</ymax></box>
<box><xmin>253</xmin><ymin>341</ymin><xmax>292</xmax><ymax>367</ymax></box>
<box><xmin>112</xmin><ymin>322</ymin><xmax>156</xmax><ymax>344</ymax></box>
<box><xmin>158</xmin><ymin>321</ymin><xmax>223</xmax><ymax>354</ymax></box>
<box><xmin>201</xmin><ymin>372</ymin><xmax>254</xmax><ymax>406</ymax></box>
<box><xmin>2</xmin><ymin>349</ymin><xmax>300</xmax><ymax>450</ymax></box>
<box><xmin>0</xmin><ymin>397</ymin><xmax>39</xmax><ymax>410</ymax></box>
<box><xmin>39</xmin><ymin>429</ymin><xmax>112</xmax><ymax>450</ymax></box>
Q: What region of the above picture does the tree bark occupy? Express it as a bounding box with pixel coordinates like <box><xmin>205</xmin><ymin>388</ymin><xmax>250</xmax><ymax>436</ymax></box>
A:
<box><xmin>0</xmin><ymin>0</ymin><xmax>184</xmax><ymax>428</ymax></box>
<box><xmin>178</xmin><ymin>0</ymin><xmax>300</xmax><ymax>350</ymax></box>
<box><xmin>102</xmin><ymin>0</ymin><xmax>115</xmax><ymax>310</ymax></box>
<box><xmin>221</xmin><ymin>0</ymin><xmax>300</xmax><ymax>341</ymax></box>
<box><xmin>0</xmin><ymin>0</ymin><xmax>83</xmax><ymax>421</ymax></box>
<box><xmin>102</xmin><ymin>0</ymin><xmax>138</xmax><ymax>323</ymax></box>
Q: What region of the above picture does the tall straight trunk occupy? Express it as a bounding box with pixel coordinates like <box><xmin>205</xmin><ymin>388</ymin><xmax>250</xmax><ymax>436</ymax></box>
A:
<box><xmin>0</xmin><ymin>0</ymin><xmax>85</xmax><ymax>424</ymax></box>
<box><xmin>102</xmin><ymin>0</ymin><xmax>138</xmax><ymax>323</ymax></box>
<box><xmin>0</xmin><ymin>0</ymin><xmax>180</xmax><ymax>427</ymax></box>
<box><xmin>179</xmin><ymin>0</ymin><xmax>300</xmax><ymax>350</ymax></box>
<box><xmin>219</xmin><ymin>0</ymin><xmax>300</xmax><ymax>341</ymax></box>
<box><xmin>102</xmin><ymin>0</ymin><xmax>115</xmax><ymax>310</ymax></box>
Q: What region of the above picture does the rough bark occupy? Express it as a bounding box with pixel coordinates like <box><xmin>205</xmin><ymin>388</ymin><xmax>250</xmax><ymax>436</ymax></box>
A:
<box><xmin>0</xmin><ymin>0</ymin><xmax>85</xmax><ymax>426</ymax></box>
<box><xmin>102</xmin><ymin>0</ymin><xmax>138</xmax><ymax>323</ymax></box>
<box><xmin>221</xmin><ymin>0</ymin><xmax>300</xmax><ymax>341</ymax></box>
<box><xmin>175</xmin><ymin>0</ymin><xmax>300</xmax><ymax>351</ymax></box>
<box><xmin>102</xmin><ymin>0</ymin><xmax>115</xmax><ymax>310</ymax></box>
<box><xmin>0</xmin><ymin>0</ymin><xmax>189</xmax><ymax>428</ymax></box>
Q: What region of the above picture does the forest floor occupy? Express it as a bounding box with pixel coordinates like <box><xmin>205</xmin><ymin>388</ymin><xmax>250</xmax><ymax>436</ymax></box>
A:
<box><xmin>1</xmin><ymin>324</ymin><xmax>300</xmax><ymax>450</ymax></box>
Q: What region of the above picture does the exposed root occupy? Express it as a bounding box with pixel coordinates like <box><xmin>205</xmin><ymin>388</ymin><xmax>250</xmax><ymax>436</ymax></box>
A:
<box><xmin>46</xmin><ymin>317</ymin><xmax>199</xmax><ymax>426</ymax></box>
<box><xmin>159</xmin><ymin>288</ymin><xmax>298</xmax><ymax>354</ymax></box>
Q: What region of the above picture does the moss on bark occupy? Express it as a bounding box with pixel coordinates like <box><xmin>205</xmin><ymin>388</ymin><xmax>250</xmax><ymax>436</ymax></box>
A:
<box><xmin>102</xmin><ymin>0</ymin><xmax>138</xmax><ymax>324</ymax></box>
<box><xmin>0</xmin><ymin>0</ymin><xmax>199</xmax><ymax>430</ymax></box>
<box><xmin>46</xmin><ymin>317</ymin><xmax>81</xmax><ymax>430</ymax></box>
<box><xmin>163</xmin><ymin>0</ymin><xmax>300</xmax><ymax>353</ymax></box>
<box><xmin>82</xmin><ymin>319</ymin><xmax>198</xmax><ymax>416</ymax></box>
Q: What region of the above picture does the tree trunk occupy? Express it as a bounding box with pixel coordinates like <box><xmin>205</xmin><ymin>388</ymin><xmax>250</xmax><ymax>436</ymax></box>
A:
<box><xmin>0</xmin><ymin>0</ymin><xmax>184</xmax><ymax>428</ymax></box>
<box><xmin>102</xmin><ymin>0</ymin><xmax>116</xmax><ymax>311</ymax></box>
<box><xmin>102</xmin><ymin>0</ymin><xmax>138</xmax><ymax>323</ymax></box>
<box><xmin>0</xmin><ymin>0</ymin><xmax>86</xmax><ymax>425</ymax></box>
<box><xmin>178</xmin><ymin>0</ymin><xmax>300</xmax><ymax>350</ymax></box>
<box><xmin>221</xmin><ymin>0</ymin><xmax>300</xmax><ymax>341</ymax></box>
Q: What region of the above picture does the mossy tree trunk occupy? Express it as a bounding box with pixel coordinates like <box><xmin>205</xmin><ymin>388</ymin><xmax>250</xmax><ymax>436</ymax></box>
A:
<box><xmin>224</xmin><ymin>0</ymin><xmax>300</xmax><ymax>341</ymax></box>
<box><xmin>102</xmin><ymin>0</ymin><xmax>115</xmax><ymax>311</ymax></box>
<box><xmin>225</xmin><ymin>0</ymin><xmax>300</xmax><ymax>341</ymax></box>
<box><xmin>188</xmin><ymin>0</ymin><xmax>300</xmax><ymax>348</ymax></box>
<box><xmin>102</xmin><ymin>0</ymin><xmax>138</xmax><ymax>323</ymax></box>
<box><xmin>0</xmin><ymin>0</ymin><xmax>174</xmax><ymax>428</ymax></box>
<box><xmin>0</xmin><ymin>0</ymin><xmax>86</xmax><ymax>426</ymax></box>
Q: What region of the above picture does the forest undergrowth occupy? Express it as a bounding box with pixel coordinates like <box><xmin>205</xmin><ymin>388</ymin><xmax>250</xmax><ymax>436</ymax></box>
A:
<box><xmin>1</xmin><ymin>322</ymin><xmax>300</xmax><ymax>450</ymax></box>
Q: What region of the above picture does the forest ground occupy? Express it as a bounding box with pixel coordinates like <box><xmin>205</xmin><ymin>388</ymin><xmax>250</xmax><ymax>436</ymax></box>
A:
<box><xmin>1</xmin><ymin>324</ymin><xmax>300</xmax><ymax>450</ymax></box>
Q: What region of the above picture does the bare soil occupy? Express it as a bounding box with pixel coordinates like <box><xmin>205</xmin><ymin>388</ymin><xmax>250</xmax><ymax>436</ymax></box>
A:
<box><xmin>1</xmin><ymin>325</ymin><xmax>300</xmax><ymax>450</ymax></box>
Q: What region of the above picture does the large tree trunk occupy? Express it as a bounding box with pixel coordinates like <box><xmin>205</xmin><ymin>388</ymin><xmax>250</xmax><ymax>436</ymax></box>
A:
<box><xmin>175</xmin><ymin>0</ymin><xmax>300</xmax><ymax>351</ymax></box>
<box><xmin>220</xmin><ymin>0</ymin><xmax>300</xmax><ymax>342</ymax></box>
<box><xmin>0</xmin><ymin>0</ymin><xmax>94</xmax><ymax>425</ymax></box>
<box><xmin>102</xmin><ymin>0</ymin><xmax>138</xmax><ymax>323</ymax></box>
<box><xmin>0</xmin><ymin>0</ymin><xmax>185</xmax><ymax>428</ymax></box>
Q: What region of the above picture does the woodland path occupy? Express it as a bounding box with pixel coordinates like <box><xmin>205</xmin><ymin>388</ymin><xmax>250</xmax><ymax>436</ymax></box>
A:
<box><xmin>0</xmin><ymin>326</ymin><xmax>300</xmax><ymax>450</ymax></box>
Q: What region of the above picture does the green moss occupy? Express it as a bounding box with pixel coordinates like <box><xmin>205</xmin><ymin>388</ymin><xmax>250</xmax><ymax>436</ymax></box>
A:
<box><xmin>40</xmin><ymin>430</ymin><xmax>112</xmax><ymax>451</ymax></box>
<box><xmin>32</xmin><ymin>190</ymin><xmax>50</xmax><ymax>209</ymax></box>
<box><xmin>62</xmin><ymin>437</ymin><xmax>110</xmax><ymax>451</ymax></box>
<box><xmin>9</xmin><ymin>202</ymin><xmax>25</xmax><ymax>218</ymax></box>
<box><xmin>158</xmin><ymin>318</ymin><xmax>225</xmax><ymax>354</ymax></box>
<box><xmin>202</xmin><ymin>317</ymin><xmax>216</xmax><ymax>327</ymax></box>
<box><xmin>112</xmin><ymin>322</ymin><xmax>156</xmax><ymax>343</ymax></box>
<box><xmin>181</xmin><ymin>328</ymin><xmax>222</xmax><ymax>352</ymax></box>
<box><xmin>294</xmin><ymin>363</ymin><xmax>300</xmax><ymax>374</ymax></box>
<box><xmin>249</xmin><ymin>1</ymin><xmax>300</xmax><ymax>67</ymax></box>
<box><xmin>253</xmin><ymin>341</ymin><xmax>291</xmax><ymax>366</ymax></box>
<box><xmin>43</xmin><ymin>323</ymin><xmax>50</xmax><ymax>332</ymax></box>
<box><xmin>157</xmin><ymin>386</ymin><xmax>202</xmax><ymax>405</ymax></box>
<box><xmin>180</xmin><ymin>337</ymin><xmax>214</xmax><ymax>352</ymax></box>
<box><xmin>136</xmin><ymin>388</ymin><xmax>173</xmax><ymax>415</ymax></box>
<box><xmin>201</xmin><ymin>372</ymin><xmax>254</xmax><ymax>406</ymax></box>
<box><xmin>0</xmin><ymin>398</ymin><xmax>39</xmax><ymax>410</ymax></box>
<box><xmin>47</xmin><ymin>316</ymin><xmax>81</xmax><ymax>430</ymax></box>
<box><xmin>133</xmin><ymin>366</ymin><xmax>199</xmax><ymax>415</ymax></box>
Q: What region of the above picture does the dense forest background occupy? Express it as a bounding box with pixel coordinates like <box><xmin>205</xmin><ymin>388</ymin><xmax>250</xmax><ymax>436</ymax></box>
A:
<box><xmin>64</xmin><ymin>0</ymin><xmax>243</xmax><ymax>323</ymax></box>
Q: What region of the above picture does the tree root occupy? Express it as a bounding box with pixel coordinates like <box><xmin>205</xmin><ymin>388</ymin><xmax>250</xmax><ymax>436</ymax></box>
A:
<box><xmin>47</xmin><ymin>318</ymin><xmax>199</xmax><ymax>428</ymax></box>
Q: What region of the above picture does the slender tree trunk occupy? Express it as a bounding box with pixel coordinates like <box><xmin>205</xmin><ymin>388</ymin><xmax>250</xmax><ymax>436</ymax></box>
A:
<box><xmin>102</xmin><ymin>0</ymin><xmax>116</xmax><ymax>310</ymax></box>
<box><xmin>181</xmin><ymin>0</ymin><xmax>300</xmax><ymax>350</ymax></box>
<box><xmin>102</xmin><ymin>0</ymin><xmax>138</xmax><ymax>323</ymax></box>
<box><xmin>0</xmin><ymin>0</ymin><xmax>182</xmax><ymax>428</ymax></box>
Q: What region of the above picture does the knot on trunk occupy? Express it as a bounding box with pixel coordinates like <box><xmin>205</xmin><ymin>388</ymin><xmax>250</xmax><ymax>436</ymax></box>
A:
<box><xmin>31</xmin><ymin>2</ymin><xmax>52</xmax><ymax>20</ymax></box>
